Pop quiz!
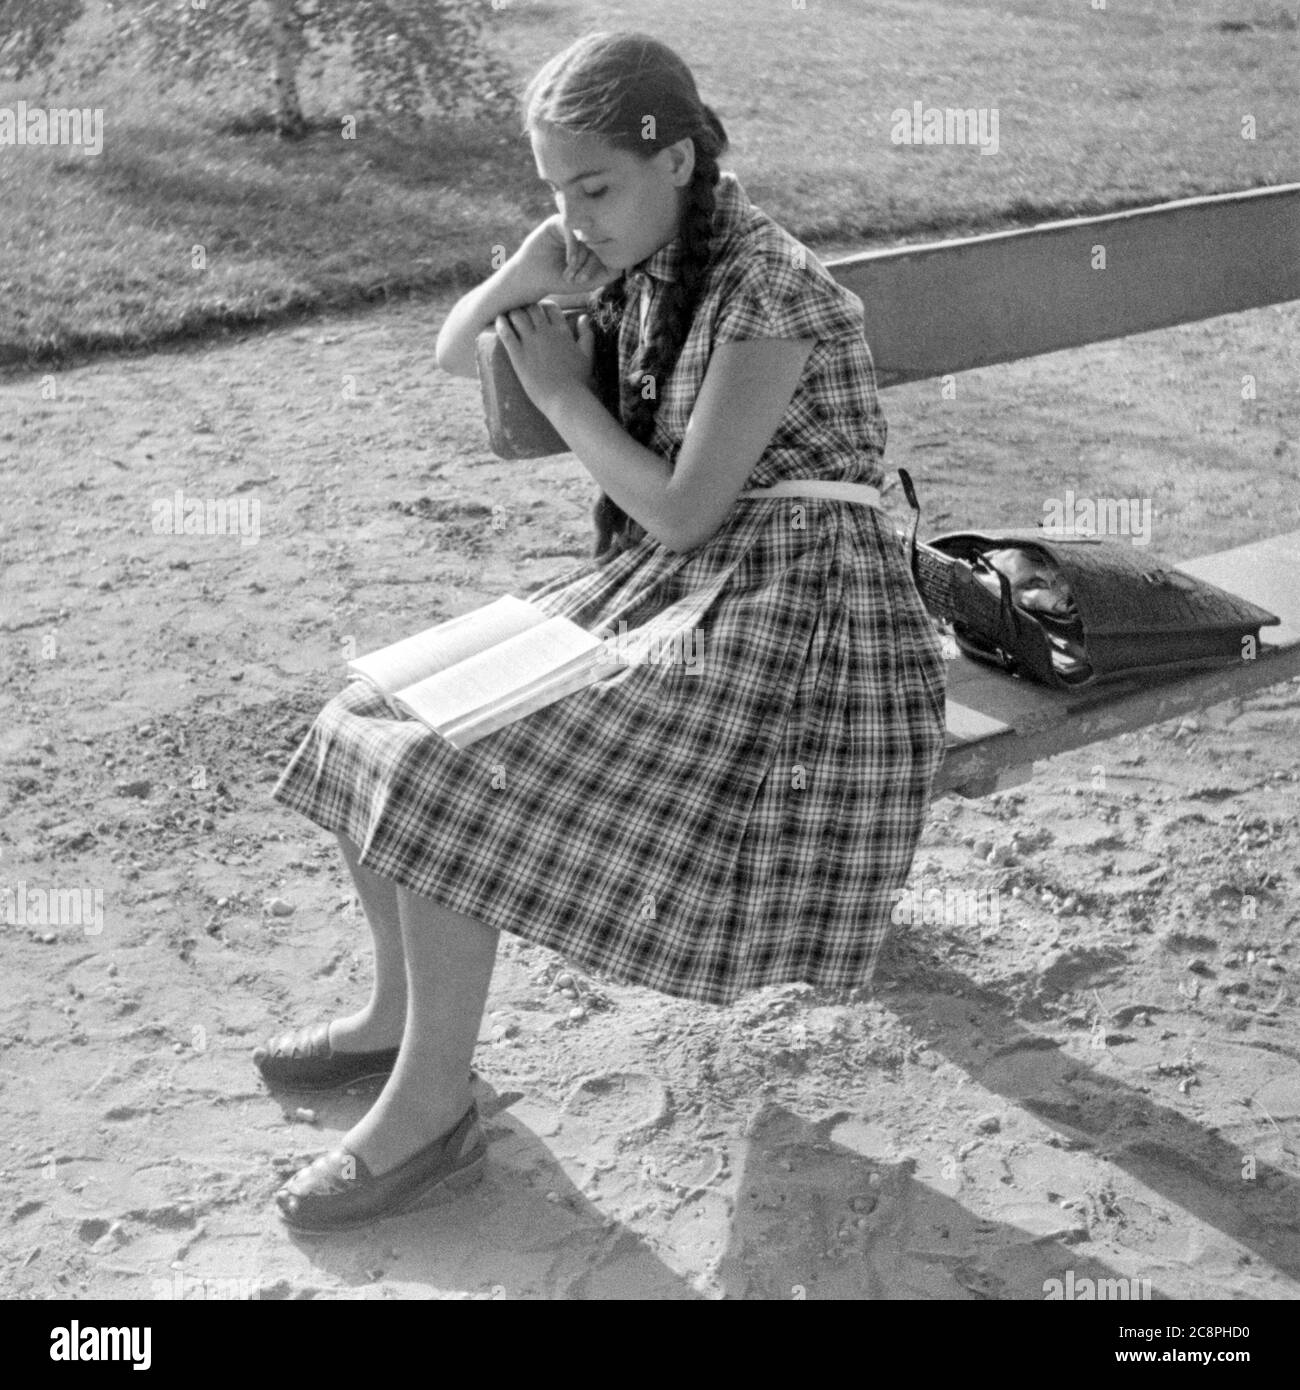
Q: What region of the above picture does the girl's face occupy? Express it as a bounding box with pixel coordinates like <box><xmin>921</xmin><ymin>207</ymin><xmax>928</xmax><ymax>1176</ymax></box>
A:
<box><xmin>530</xmin><ymin>125</ymin><xmax>695</xmax><ymax>273</ymax></box>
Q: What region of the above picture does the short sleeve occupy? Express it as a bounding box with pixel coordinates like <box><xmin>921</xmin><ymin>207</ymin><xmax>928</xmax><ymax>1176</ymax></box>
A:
<box><xmin>712</xmin><ymin>244</ymin><xmax>864</xmax><ymax>346</ymax></box>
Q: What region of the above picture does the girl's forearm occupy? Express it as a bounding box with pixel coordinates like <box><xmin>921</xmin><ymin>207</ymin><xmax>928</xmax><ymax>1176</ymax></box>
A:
<box><xmin>435</xmin><ymin>263</ymin><xmax>542</xmax><ymax>378</ymax></box>
<box><xmin>542</xmin><ymin>385</ymin><xmax>685</xmax><ymax>550</ymax></box>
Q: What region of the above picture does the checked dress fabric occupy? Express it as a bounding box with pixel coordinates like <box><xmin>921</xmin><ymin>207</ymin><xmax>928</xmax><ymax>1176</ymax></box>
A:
<box><xmin>271</xmin><ymin>172</ymin><xmax>947</xmax><ymax>1005</ymax></box>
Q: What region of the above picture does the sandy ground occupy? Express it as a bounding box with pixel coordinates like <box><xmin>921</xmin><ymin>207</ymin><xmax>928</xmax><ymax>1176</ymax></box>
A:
<box><xmin>1</xmin><ymin>287</ymin><xmax>1298</xmax><ymax>1300</ymax></box>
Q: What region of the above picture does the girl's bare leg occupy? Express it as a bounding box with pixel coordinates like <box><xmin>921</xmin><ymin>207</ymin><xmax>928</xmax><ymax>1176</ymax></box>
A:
<box><xmin>327</xmin><ymin>833</ymin><xmax>408</xmax><ymax>1052</ymax></box>
<box><xmin>342</xmin><ymin>886</ymin><xmax>498</xmax><ymax>1175</ymax></box>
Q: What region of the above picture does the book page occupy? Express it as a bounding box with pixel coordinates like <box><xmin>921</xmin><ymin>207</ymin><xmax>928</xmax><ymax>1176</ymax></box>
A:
<box><xmin>440</xmin><ymin>656</ymin><xmax>624</xmax><ymax>749</ymax></box>
<box><xmin>347</xmin><ymin>594</ymin><xmax>544</xmax><ymax>695</ymax></box>
<box><xmin>392</xmin><ymin>615</ymin><xmax>609</xmax><ymax>731</ymax></box>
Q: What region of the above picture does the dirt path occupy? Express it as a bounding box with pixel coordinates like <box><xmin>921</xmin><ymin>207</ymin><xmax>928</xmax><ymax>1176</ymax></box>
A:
<box><xmin>1</xmin><ymin>292</ymin><xmax>1298</xmax><ymax>1299</ymax></box>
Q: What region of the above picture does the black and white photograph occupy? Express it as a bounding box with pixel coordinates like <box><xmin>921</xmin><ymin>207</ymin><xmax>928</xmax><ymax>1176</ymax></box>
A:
<box><xmin>1</xmin><ymin>0</ymin><xmax>1297</xmax><ymax>1326</ymax></box>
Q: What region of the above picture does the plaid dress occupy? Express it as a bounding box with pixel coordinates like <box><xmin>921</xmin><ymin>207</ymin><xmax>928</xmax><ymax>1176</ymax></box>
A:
<box><xmin>272</xmin><ymin>171</ymin><xmax>947</xmax><ymax>1006</ymax></box>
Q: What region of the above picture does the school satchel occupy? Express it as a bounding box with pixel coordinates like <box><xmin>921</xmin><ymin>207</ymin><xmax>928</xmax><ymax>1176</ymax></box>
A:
<box><xmin>896</xmin><ymin>469</ymin><xmax>1281</xmax><ymax>689</ymax></box>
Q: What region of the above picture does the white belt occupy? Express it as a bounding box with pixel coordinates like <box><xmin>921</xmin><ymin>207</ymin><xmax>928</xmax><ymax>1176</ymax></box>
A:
<box><xmin>738</xmin><ymin>479</ymin><xmax>883</xmax><ymax>509</ymax></box>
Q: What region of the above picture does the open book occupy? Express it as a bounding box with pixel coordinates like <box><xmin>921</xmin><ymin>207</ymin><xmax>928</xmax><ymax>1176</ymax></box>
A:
<box><xmin>347</xmin><ymin>595</ymin><xmax>626</xmax><ymax>749</ymax></box>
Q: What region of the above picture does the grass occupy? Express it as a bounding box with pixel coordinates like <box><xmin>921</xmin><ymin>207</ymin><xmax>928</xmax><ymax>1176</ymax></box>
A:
<box><xmin>0</xmin><ymin>0</ymin><xmax>1296</xmax><ymax>368</ymax></box>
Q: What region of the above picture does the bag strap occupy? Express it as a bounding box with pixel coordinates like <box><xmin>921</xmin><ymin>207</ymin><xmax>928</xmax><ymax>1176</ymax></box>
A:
<box><xmin>898</xmin><ymin>469</ymin><xmax>1029</xmax><ymax>661</ymax></box>
<box><xmin>897</xmin><ymin>468</ymin><xmax>922</xmax><ymax>583</ymax></box>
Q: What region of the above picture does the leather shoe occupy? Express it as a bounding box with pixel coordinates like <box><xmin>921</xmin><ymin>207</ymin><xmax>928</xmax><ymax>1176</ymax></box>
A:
<box><xmin>252</xmin><ymin>1022</ymin><xmax>399</xmax><ymax>1092</ymax></box>
<box><xmin>275</xmin><ymin>1101</ymin><xmax>486</xmax><ymax>1233</ymax></box>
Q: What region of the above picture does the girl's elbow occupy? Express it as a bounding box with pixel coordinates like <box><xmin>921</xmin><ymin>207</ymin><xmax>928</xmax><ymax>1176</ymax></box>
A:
<box><xmin>658</xmin><ymin>518</ymin><xmax>718</xmax><ymax>554</ymax></box>
<box><xmin>656</xmin><ymin>495</ymin><xmax>723</xmax><ymax>554</ymax></box>
<box><xmin>434</xmin><ymin>323</ymin><xmax>478</xmax><ymax>378</ymax></box>
<box><xmin>436</xmin><ymin>348</ymin><xmax>477</xmax><ymax>380</ymax></box>
<box><xmin>434</xmin><ymin>338</ymin><xmax>464</xmax><ymax>377</ymax></box>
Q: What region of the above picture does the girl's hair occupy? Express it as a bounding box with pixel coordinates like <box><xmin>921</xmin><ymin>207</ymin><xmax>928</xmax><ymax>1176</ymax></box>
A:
<box><xmin>521</xmin><ymin>31</ymin><xmax>729</xmax><ymax>558</ymax></box>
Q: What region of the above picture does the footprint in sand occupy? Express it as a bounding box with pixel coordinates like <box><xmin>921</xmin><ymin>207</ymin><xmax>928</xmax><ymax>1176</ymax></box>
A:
<box><xmin>562</xmin><ymin>1071</ymin><xmax>673</xmax><ymax>1144</ymax></box>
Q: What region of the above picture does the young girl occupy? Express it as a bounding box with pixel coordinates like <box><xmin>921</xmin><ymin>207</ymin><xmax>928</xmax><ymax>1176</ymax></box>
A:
<box><xmin>261</xmin><ymin>30</ymin><xmax>946</xmax><ymax>1233</ymax></box>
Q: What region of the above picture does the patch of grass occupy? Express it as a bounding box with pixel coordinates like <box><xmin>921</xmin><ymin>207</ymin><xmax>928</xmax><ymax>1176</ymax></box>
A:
<box><xmin>0</xmin><ymin>0</ymin><xmax>1296</xmax><ymax>367</ymax></box>
<box><xmin>0</xmin><ymin>93</ymin><xmax>545</xmax><ymax>365</ymax></box>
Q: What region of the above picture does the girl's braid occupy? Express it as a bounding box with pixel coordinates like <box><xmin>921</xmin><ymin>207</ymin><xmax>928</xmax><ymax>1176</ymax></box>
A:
<box><xmin>588</xmin><ymin>135</ymin><xmax>723</xmax><ymax>559</ymax></box>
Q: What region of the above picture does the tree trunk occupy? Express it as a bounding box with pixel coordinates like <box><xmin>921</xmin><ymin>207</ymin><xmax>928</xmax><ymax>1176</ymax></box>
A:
<box><xmin>266</xmin><ymin>0</ymin><xmax>307</xmax><ymax>139</ymax></box>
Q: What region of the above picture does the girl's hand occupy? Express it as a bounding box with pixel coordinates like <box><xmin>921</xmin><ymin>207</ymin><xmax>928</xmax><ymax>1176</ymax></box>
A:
<box><xmin>495</xmin><ymin>301</ymin><xmax>597</xmax><ymax>417</ymax></box>
<box><xmin>508</xmin><ymin>214</ymin><xmax>622</xmax><ymax>299</ymax></box>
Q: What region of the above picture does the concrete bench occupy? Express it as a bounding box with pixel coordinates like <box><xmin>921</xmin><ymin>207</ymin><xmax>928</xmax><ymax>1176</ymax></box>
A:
<box><xmin>474</xmin><ymin>184</ymin><xmax>1300</xmax><ymax>797</ymax></box>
